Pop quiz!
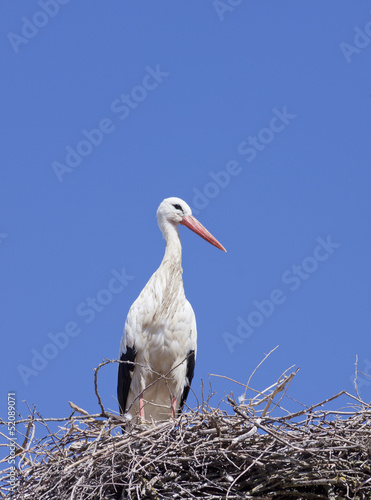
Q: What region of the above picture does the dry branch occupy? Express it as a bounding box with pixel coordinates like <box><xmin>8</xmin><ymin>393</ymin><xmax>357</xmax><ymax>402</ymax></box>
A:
<box><xmin>1</xmin><ymin>361</ymin><xmax>370</xmax><ymax>500</ymax></box>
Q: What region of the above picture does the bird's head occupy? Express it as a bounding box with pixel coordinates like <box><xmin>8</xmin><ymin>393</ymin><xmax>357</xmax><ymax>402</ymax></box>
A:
<box><xmin>157</xmin><ymin>197</ymin><xmax>226</xmax><ymax>252</ymax></box>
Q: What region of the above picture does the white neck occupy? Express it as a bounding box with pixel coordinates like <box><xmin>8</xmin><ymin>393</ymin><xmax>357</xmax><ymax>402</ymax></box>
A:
<box><xmin>154</xmin><ymin>219</ymin><xmax>185</xmax><ymax>304</ymax></box>
<box><xmin>160</xmin><ymin>221</ymin><xmax>182</xmax><ymax>267</ymax></box>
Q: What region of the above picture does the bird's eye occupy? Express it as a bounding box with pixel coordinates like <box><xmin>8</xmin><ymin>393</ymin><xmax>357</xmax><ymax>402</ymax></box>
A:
<box><xmin>172</xmin><ymin>203</ymin><xmax>183</xmax><ymax>212</ymax></box>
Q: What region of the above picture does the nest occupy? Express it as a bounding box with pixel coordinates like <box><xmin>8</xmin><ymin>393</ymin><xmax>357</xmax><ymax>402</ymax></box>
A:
<box><xmin>1</xmin><ymin>353</ymin><xmax>371</xmax><ymax>499</ymax></box>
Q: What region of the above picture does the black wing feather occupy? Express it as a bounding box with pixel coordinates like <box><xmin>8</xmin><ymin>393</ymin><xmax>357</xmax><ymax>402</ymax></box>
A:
<box><xmin>117</xmin><ymin>346</ymin><xmax>137</xmax><ymax>415</ymax></box>
<box><xmin>178</xmin><ymin>350</ymin><xmax>196</xmax><ymax>415</ymax></box>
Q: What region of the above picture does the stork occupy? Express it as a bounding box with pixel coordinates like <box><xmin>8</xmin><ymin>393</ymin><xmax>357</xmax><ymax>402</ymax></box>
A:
<box><xmin>117</xmin><ymin>197</ymin><xmax>226</xmax><ymax>423</ymax></box>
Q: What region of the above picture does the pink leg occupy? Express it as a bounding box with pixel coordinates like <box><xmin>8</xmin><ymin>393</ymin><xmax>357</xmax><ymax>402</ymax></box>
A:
<box><xmin>171</xmin><ymin>395</ymin><xmax>177</xmax><ymax>418</ymax></box>
<box><xmin>139</xmin><ymin>393</ymin><xmax>145</xmax><ymax>421</ymax></box>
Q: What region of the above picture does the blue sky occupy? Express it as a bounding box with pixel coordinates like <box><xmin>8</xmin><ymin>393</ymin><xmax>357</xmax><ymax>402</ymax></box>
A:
<box><xmin>1</xmin><ymin>1</ymin><xmax>370</xmax><ymax>446</ymax></box>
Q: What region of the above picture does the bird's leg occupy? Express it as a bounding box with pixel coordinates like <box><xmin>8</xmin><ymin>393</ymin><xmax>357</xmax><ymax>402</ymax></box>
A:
<box><xmin>171</xmin><ymin>395</ymin><xmax>177</xmax><ymax>418</ymax></box>
<box><xmin>139</xmin><ymin>393</ymin><xmax>145</xmax><ymax>421</ymax></box>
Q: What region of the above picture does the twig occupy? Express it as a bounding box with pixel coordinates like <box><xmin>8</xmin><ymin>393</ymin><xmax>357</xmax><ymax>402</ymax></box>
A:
<box><xmin>1</xmin><ymin>358</ymin><xmax>370</xmax><ymax>500</ymax></box>
<box><xmin>354</xmin><ymin>354</ymin><xmax>361</xmax><ymax>400</ymax></box>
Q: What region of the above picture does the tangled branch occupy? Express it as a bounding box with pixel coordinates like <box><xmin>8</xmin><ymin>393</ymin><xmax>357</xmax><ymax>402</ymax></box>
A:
<box><xmin>0</xmin><ymin>356</ymin><xmax>370</xmax><ymax>499</ymax></box>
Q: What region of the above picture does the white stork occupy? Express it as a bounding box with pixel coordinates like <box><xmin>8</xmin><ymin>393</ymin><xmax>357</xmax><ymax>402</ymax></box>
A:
<box><xmin>117</xmin><ymin>197</ymin><xmax>226</xmax><ymax>423</ymax></box>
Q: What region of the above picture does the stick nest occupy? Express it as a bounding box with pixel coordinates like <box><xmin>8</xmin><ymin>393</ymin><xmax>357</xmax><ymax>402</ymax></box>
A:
<box><xmin>1</xmin><ymin>358</ymin><xmax>371</xmax><ymax>499</ymax></box>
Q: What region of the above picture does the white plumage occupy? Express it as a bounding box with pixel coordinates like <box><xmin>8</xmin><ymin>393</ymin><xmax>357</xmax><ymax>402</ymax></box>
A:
<box><xmin>117</xmin><ymin>197</ymin><xmax>226</xmax><ymax>422</ymax></box>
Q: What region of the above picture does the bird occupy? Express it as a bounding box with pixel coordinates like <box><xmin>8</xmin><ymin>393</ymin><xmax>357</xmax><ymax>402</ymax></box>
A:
<box><xmin>117</xmin><ymin>197</ymin><xmax>226</xmax><ymax>423</ymax></box>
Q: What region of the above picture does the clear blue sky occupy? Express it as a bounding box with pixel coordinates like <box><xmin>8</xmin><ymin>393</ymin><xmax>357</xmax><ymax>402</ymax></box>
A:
<box><xmin>1</xmin><ymin>1</ymin><xmax>370</xmax><ymax>442</ymax></box>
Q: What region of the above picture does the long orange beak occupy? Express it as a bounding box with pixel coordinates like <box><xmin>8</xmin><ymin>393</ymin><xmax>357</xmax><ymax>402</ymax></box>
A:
<box><xmin>180</xmin><ymin>215</ymin><xmax>226</xmax><ymax>252</ymax></box>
